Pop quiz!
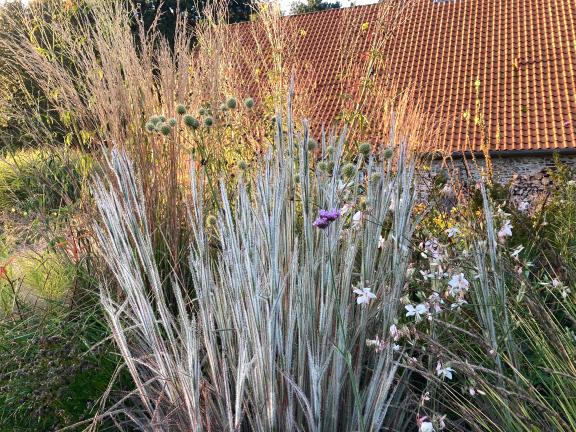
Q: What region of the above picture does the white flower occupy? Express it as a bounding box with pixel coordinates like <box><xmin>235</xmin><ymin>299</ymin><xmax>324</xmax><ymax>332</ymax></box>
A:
<box><xmin>340</xmin><ymin>203</ymin><xmax>353</xmax><ymax>215</ymax></box>
<box><xmin>436</xmin><ymin>414</ymin><xmax>447</xmax><ymax>430</ymax></box>
<box><xmin>422</xmin><ymin>238</ymin><xmax>443</xmax><ymax>261</ymax></box>
<box><xmin>366</xmin><ymin>336</ymin><xmax>386</xmax><ymax>352</ymax></box>
<box><xmin>436</xmin><ymin>362</ymin><xmax>455</xmax><ymax>380</ymax></box>
<box><xmin>420</xmin><ymin>269</ymin><xmax>447</xmax><ymax>281</ymax></box>
<box><xmin>498</xmin><ymin>220</ymin><xmax>513</xmax><ymax>240</ymax></box>
<box><xmin>469</xmin><ymin>387</ymin><xmax>486</xmax><ymax>396</ymax></box>
<box><xmin>552</xmin><ymin>279</ymin><xmax>572</xmax><ymax>299</ymax></box>
<box><xmin>352</xmin><ymin>211</ymin><xmax>363</xmax><ymax>228</ymax></box>
<box><xmin>353</xmin><ymin>287</ymin><xmax>376</xmax><ymax>305</ymax></box>
<box><xmin>446</xmin><ymin>226</ymin><xmax>459</xmax><ymax>238</ymax></box>
<box><xmin>428</xmin><ymin>292</ymin><xmax>444</xmax><ymax>314</ymax></box>
<box><xmin>518</xmin><ymin>201</ymin><xmax>529</xmax><ymax>212</ymax></box>
<box><xmin>378</xmin><ymin>235</ymin><xmax>386</xmax><ymax>249</ymax></box>
<box><xmin>417</xmin><ymin>417</ymin><xmax>435</xmax><ymax>432</ymax></box>
<box><xmin>392</xmin><ymin>343</ymin><xmax>401</xmax><ymax>351</ymax></box>
<box><xmin>405</xmin><ymin>303</ymin><xmax>429</xmax><ymax>322</ymax></box>
<box><xmin>448</xmin><ymin>273</ymin><xmax>469</xmax><ymax>296</ymax></box>
<box><xmin>450</xmin><ymin>298</ymin><xmax>468</xmax><ymax>311</ymax></box>
<box><xmin>420</xmin><ymin>421</ymin><xmax>434</xmax><ymax>432</ymax></box>
<box><xmin>389</xmin><ymin>324</ymin><xmax>399</xmax><ymax>340</ymax></box>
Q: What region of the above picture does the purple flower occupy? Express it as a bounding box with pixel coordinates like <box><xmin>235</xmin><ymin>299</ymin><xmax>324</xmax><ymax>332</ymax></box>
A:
<box><xmin>313</xmin><ymin>217</ymin><xmax>330</xmax><ymax>229</ymax></box>
<box><xmin>319</xmin><ymin>208</ymin><xmax>341</xmax><ymax>222</ymax></box>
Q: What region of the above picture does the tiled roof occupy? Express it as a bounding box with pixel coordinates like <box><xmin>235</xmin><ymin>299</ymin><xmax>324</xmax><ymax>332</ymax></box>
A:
<box><xmin>233</xmin><ymin>0</ymin><xmax>576</xmax><ymax>154</ymax></box>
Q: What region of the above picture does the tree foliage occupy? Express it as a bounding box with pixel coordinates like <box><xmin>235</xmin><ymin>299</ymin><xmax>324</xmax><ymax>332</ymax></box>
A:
<box><xmin>289</xmin><ymin>0</ymin><xmax>340</xmax><ymax>15</ymax></box>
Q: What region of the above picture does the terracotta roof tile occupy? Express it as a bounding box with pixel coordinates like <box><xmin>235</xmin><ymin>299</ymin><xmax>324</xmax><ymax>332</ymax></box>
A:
<box><xmin>234</xmin><ymin>0</ymin><xmax>576</xmax><ymax>154</ymax></box>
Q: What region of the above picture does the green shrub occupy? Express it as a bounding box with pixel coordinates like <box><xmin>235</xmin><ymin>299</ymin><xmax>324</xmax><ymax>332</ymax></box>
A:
<box><xmin>0</xmin><ymin>306</ymin><xmax>121</xmax><ymax>430</ymax></box>
<box><xmin>0</xmin><ymin>148</ymin><xmax>90</xmax><ymax>213</ymax></box>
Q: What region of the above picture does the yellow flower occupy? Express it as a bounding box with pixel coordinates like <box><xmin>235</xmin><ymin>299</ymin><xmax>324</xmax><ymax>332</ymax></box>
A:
<box><xmin>462</xmin><ymin>110</ymin><xmax>471</xmax><ymax>120</ymax></box>
<box><xmin>474</xmin><ymin>78</ymin><xmax>481</xmax><ymax>90</ymax></box>
<box><xmin>299</xmin><ymin>29</ymin><xmax>307</xmax><ymax>37</ymax></box>
<box><xmin>360</xmin><ymin>22</ymin><xmax>369</xmax><ymax>31</ymax></box>
<box><xmin>255</xmin><ymin>68</ymin><xmax>261</xmax><ymax>76</ymax></box>
<box><xmin>413</xmin><ymin>203</ymin><xmax>427</xmax><ymax>215</ymax></box>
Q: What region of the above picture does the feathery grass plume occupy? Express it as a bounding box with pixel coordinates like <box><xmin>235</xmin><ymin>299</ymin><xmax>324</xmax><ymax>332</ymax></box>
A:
<box><xmin>93</xmin><ymin>94</ymin><xmax>419</xmax><ymax>430</ymax></box>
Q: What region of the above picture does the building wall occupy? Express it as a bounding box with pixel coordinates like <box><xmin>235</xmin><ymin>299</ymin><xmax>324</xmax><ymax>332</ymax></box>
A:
<box><xmin>424</xmin><ymin>154</ymin><xmax>576</xmax><ymax>205</ymax></box>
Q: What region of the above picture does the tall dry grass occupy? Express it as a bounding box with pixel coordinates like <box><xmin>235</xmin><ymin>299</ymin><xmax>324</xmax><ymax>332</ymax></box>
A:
<box><xmin>1</xmin><ymin>0</ymin><xmax>429</xmax><ymax>276</ymax></box>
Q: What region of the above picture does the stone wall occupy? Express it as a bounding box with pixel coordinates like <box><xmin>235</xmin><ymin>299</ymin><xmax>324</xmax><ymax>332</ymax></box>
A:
<box><xmin>423</xmin><ymin>154</ymin><xmax>576</xmax><ymax>206</ymax></box>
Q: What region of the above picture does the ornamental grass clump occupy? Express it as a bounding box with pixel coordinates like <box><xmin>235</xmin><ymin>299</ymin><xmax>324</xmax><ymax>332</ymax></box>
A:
<box><xmin>93</xmin><ymin>98</ymin><xmax>420</xmax><ymax>430</ymax></box>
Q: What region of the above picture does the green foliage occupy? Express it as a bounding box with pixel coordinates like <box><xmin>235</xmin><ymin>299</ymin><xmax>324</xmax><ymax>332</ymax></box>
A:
<box><xmin>7</xmin><ymin>250</ymin><xmax>75</xmax><ymax>309</ymax></box>
<box><xmin>0</xmin><ymin>305</ymin><xmax>120</xmax><ymax>430</ymax></box>
<box><xmin>0</xmin><ymin>148</ymin><xmax>89</xmax><ymax>213</ymax></box>
<box><xmin>289</xmin><ymin>0</ymin><xmax>340</xmax><ymax>15</ymax></box>
<box><xmin>538</xmin><ymin>160</ymin><xmax>576</xmax><ymax>273</ymax></box>
<box><xmin>129</xmin><ymin>0</ymin><xmax>255</xmax><ymax>47</ymax></box>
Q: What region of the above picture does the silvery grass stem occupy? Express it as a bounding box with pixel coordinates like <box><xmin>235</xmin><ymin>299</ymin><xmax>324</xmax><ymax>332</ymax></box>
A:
<box><xmin>93</xmin><ymin>94</ymin><xmax>418</xmax><ymax>430</ymax></box>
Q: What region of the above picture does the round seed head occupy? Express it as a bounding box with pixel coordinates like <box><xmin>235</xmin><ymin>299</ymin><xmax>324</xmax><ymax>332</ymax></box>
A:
<box><xmin>326</xmin><ymin>145</ymin><xmax>335</xmax><ymax>155</ymax></box>
<box><xmin>237</xmin><ymin>160</ymin><xmax>248</xmax><ymax>170</ymax></box>
<box><xmin>307</xmin><ymin>138</ymin><xmax>317</xmax><ymax>151</ymax></box>
<box><xmin>204</xmin><ymin>116</ymin><xmax>214</xmax><ymax>127</ymax></box>
<box><xmin>318</xmin><ymin>161</ymin><xmax>328</xmax><ymax>172</ymax></box>
<box><xmin>158</xmin><ymin>115</ymin><xmax>166</xmax><ymax>123</ymax></box>
<box><xmin>183</xmin><ymin>115</ymin><xmax>199</xmax><ymax>129</ymax></box>
<box><xmin>383</xmin><ymin>147</ymin><xmax>394</xmax><ymax>160</ymax></box>
<box><xmin>176</xmin><ymin>104</ymin><xmax>187</xmax><ymax>115</ymax></box>
<box><xmin>226</xmin><ymin>97</ymin><xmax>237</xmax><ymax>109</ymax></box>
<box><xmin>244</xmin><ymin>97</ymin><xmax>255</xmax><ymax>109</ymax></box>
<box><xmin>159</xmin><ymin>123</ymin><xmax>171</xmax><ymax>136</ymax></box>
<box><xmin>199</xmin><ymin>108</ymin><xmax>206</xmax><ymax>116</ymax></box>
<box><xmin>342</xmin><ymin>163</ymin><xmax>356</xmax><ymax>179</ymax></box>
<box><xmin>145</xmin><ymin>122</ymin><xmax>155</xmax><ymax>132</ymax></box>
<box><xmin>358</xmin><ymin>142</ymin><xmax>371</xmax><ymax>156</ymax></box>
<box><xmin>327</xmin><ymin>161</ymin><xmax>335</xmax><ymax>172</ymax></box>
<box><xmin>149</xmin><ymin>115</ymin><xmax>161</xmax><ymax>125</ymax></box>
<box><xmin>206</xmin><ymin>214</ymin><xmax>217</xmax><ymax>227</ymax></box>
<box><xmin>370</xmin><ymin>172</ymin><xmax>382</xmax><ymax>184</ymax></box>
<box><xmin>168</xmin><ymin>118</ymin><xmax>177</xmax><ymax>127</ymax></box>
